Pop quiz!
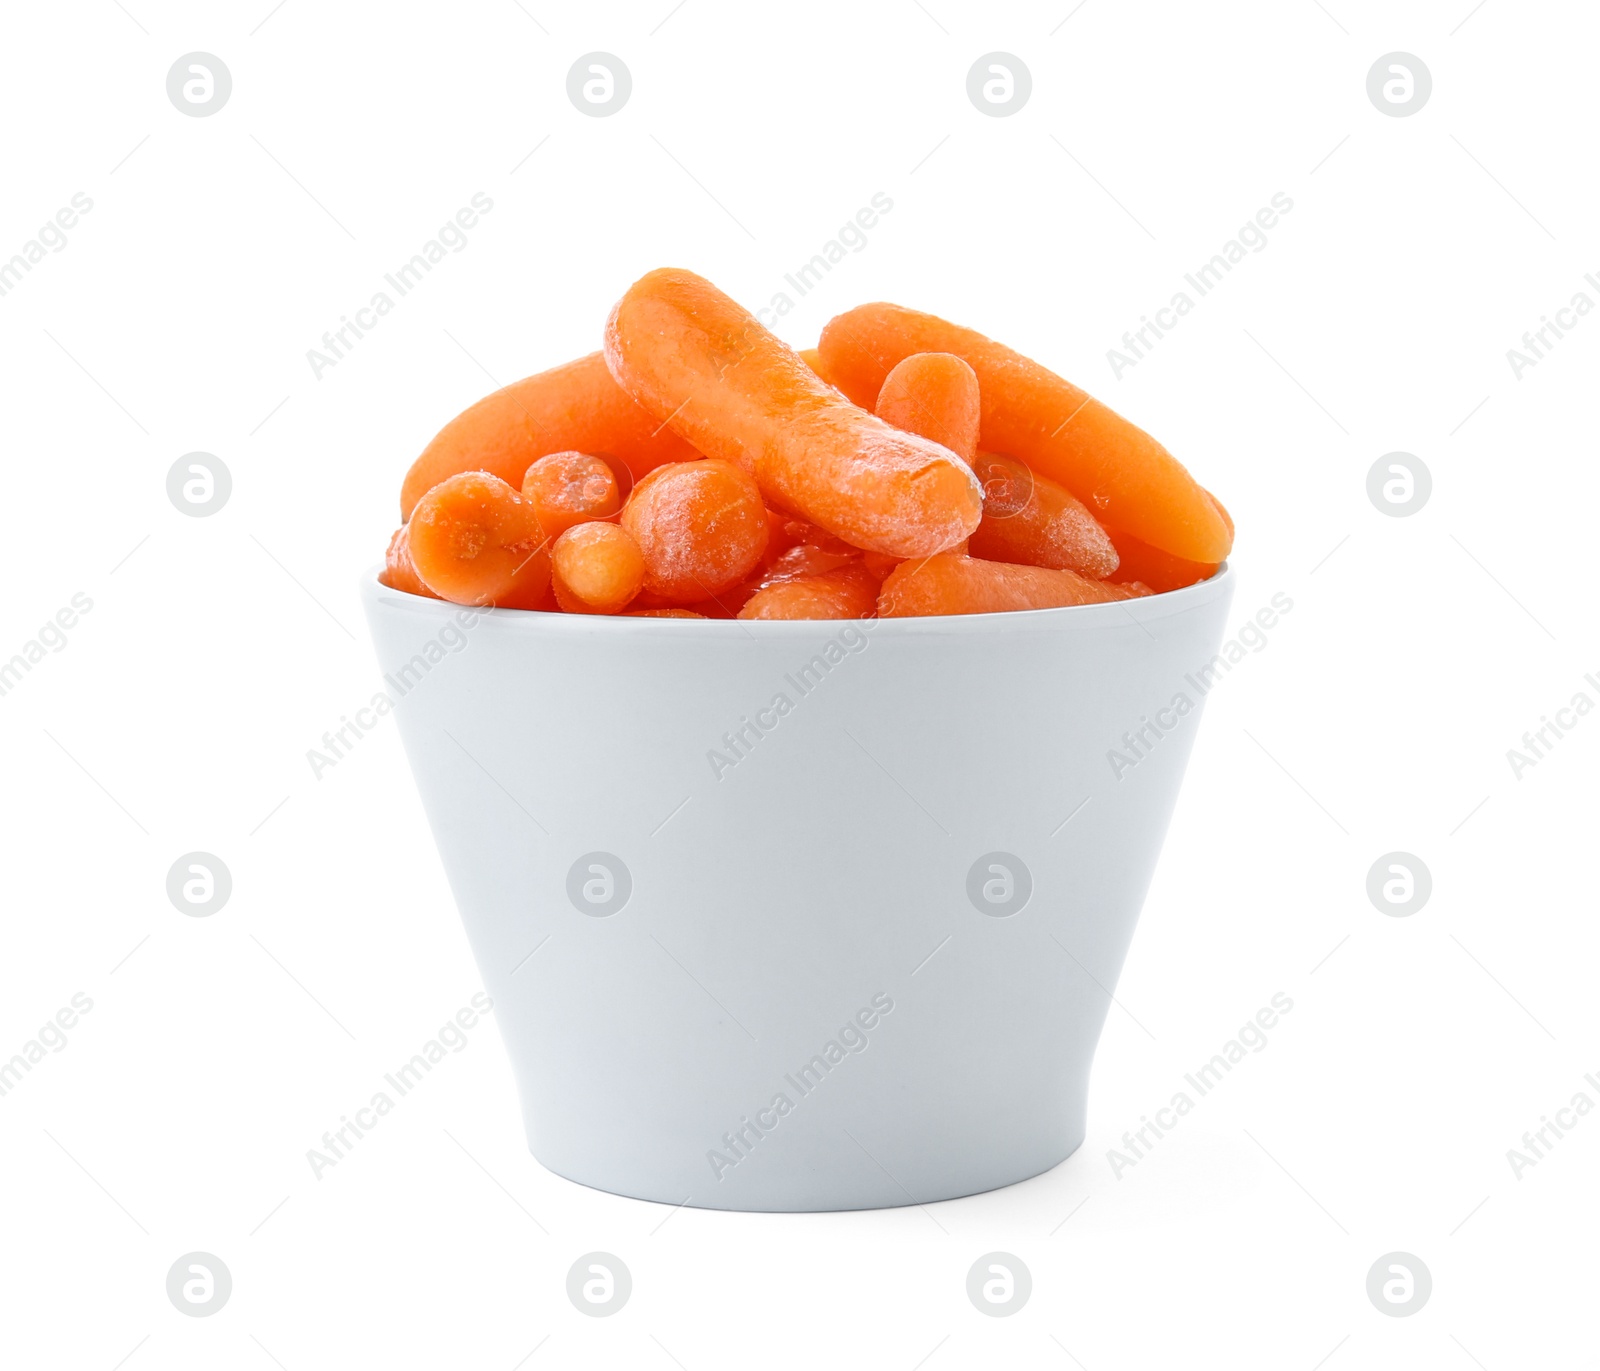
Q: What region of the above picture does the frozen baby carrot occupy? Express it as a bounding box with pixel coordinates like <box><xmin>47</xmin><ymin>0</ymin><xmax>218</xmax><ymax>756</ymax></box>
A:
<box><xmin>1106</xmin><ymin>528</ymin><xmax>1219</xmax><ymax>593</ymax></box>
<box><xmin>379</xmin><ymin>271</ymin><xmax>1236</xmax><ymax>614</ymax></box>
<box><xmin>406</xmin><ymin>471</ymin><xmax>551</xmax><ymax>609</ymax></box>
<box><xmin>522</xmin><ymin>451</ymin><xmax>621</xmax><ymax>541</ymax></box>
<box><xmin>380</xmin><ymin>525</ymin><xmax>438</xmax><ymax>598</ymax></box>
<box><xmin>626</xmin><ymin>607</ymin><xmax>705</xmax><ymax>618</ymax></box>
<box><xmin>399</xmin><ymin>352</ymin><xmax>697</xmax><ymax>520</ymax></box>
<box><xmin>604</xmin><ymin>269</ymin><xmax>982</xmax><ymax>557</ymax></box>
<box><xmin>874</xmin><ymin>352</ymin><xmax>979</xmax><ymax>465</ymax></box>
<box><xmin>620</xmin><ymin>459</ymin><xmax>769</xmax><ymax>602</ymax></box>
<box><xmin>966</xmin><ymin>453</ymin><xmax>1119</xmax><ymax>579</ymax></box>
<box><xmin>818</xmin><ymin>304</ymin><xmax>1231</xmax><ymax>564</ymax></box>
<box><xmin>874</xmin><ymin>351</ymin><xmax>981</xmax><ymax>556</ymax></box>
<box><xmin>739</xmin><ymin>561</ymin><xmax>880</xmax><ymax>620</ymax></box>
<box><xmin>551</xmin><ymin>521</ymin><xmax>645</xmax><ymax>614</ymax></box>
<box><xmin>878</xmin><ymin>553</ymin><xmax>1149</xmax><ymax>618</ymax></box>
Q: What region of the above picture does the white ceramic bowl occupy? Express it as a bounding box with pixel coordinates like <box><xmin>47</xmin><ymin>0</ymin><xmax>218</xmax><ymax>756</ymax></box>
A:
<box><xmin>362</xmin><ymin>565</ymin><xmax>1234</xmax><ymax>1211</ymax></box>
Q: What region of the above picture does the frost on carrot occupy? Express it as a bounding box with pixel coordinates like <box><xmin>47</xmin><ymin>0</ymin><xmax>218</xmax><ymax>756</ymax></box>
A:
<box><xmin>620</xmin><ymin>459</ymin><xmax>769</xmax><ymax>604</ymax></box>
<box><xmin>604</xmin><ymin>269</ymin><xmax>982</xmax><ymax>558</ymax></box>
<box><xmin>818</xmin><ymin>303</ymin><xmax>1230</xmax><ymax>564</ymax></box>
<box><xmin>522</xmin><ymin>451</ymin><xmax>621</xmax><ymax>541</ymax></box>
<box><xmin>378</xmin><ymin>271</ymin><xmax>1233</xmax><ymax>620</ymax></box>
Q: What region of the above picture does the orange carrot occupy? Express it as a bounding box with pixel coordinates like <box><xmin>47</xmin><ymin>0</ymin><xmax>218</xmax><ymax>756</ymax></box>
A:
<box><xmin>400</xmin><ymin>352</ymin><xmax>697</xmax><ymax>520</ymax></box>
<box><xmin>878</xmin><ymin>553</ymin><xmax>1150</xmax><ymax>618</ymax></box>
<box><xmin>522</xmin><ymin>451</ymin><xmax>621</xmax><ymax>541</ymax></box>
<box><xmin>620</xmin><ymin>458</ymin><xmax>769</xmax><ymax>603</ymax></box>
<box><xmin>1205</xmin><ymin>488</ymin><xmax>1234</xmax><ymax>541</ymax></box>
<box><xmin>1106</xmin><ymin>528</ymin><xmax>1220</xmax><ymax>593</ymax></box>
<box><xmin>757</xmin><ymin>542</ymin><xmax>860</xmax><ymax>585</ymax></box>
<box><xmin>818</xmin><ymin>304</ymin><xmax>1231</xmax><ymax>563</ymax></box>
<box><xmin>874</xmin><ymin>352</ymin><xmax>980</xmax><ymax>465</ymax></box>
<box><xmin>406</xmin><ymin>472</ymin><xmax>550</xmax><ymax>608</ymax></box>
<box><xmin>966</xmin><ymin>452</ymin><xmax>1119</xmax><ymax>578</ymax></box>
<box><xmin>604</xmin><ymin>269</ymin><xmax>982</xmax><ymax>557</ymax></box>
<box><xmin>380</xmin><ymin>525</ymin><xmax>437</xmax><ymax>598</ymax></box>
<box><xmin>874</xmin><ymin>351</ymin><xmax>980</xmax><ymax>557</ymax></box>
<box><xmin>740</xmin><ymin>561</ymin><xmax>880</xmax><ymax>619</ymax></box>
<box><xmin>551</xmin><ymin>521</ymin><xmax>645</xmax><ymax>614</ymax></box>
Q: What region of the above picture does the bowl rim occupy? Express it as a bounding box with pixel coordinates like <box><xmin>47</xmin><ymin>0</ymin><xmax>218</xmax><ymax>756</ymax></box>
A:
<box><xmin>363</xmin><ymin>561</ymin><xmax>1233</xmax><ymax>637</ymax></box>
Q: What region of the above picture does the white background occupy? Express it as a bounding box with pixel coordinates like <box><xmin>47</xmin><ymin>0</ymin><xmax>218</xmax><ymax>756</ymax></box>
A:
<box><xmin>2</xmin><ymin>1</ymin><xmax>1596</xmax><ymax>1366</ymax></box>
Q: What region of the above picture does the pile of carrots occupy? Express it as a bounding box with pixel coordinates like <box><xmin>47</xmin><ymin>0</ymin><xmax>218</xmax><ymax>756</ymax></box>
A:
<box><xmin>380</xmin><ymin>269</ymin><xmax>1233</xmax><ymax>619</ymax></box>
